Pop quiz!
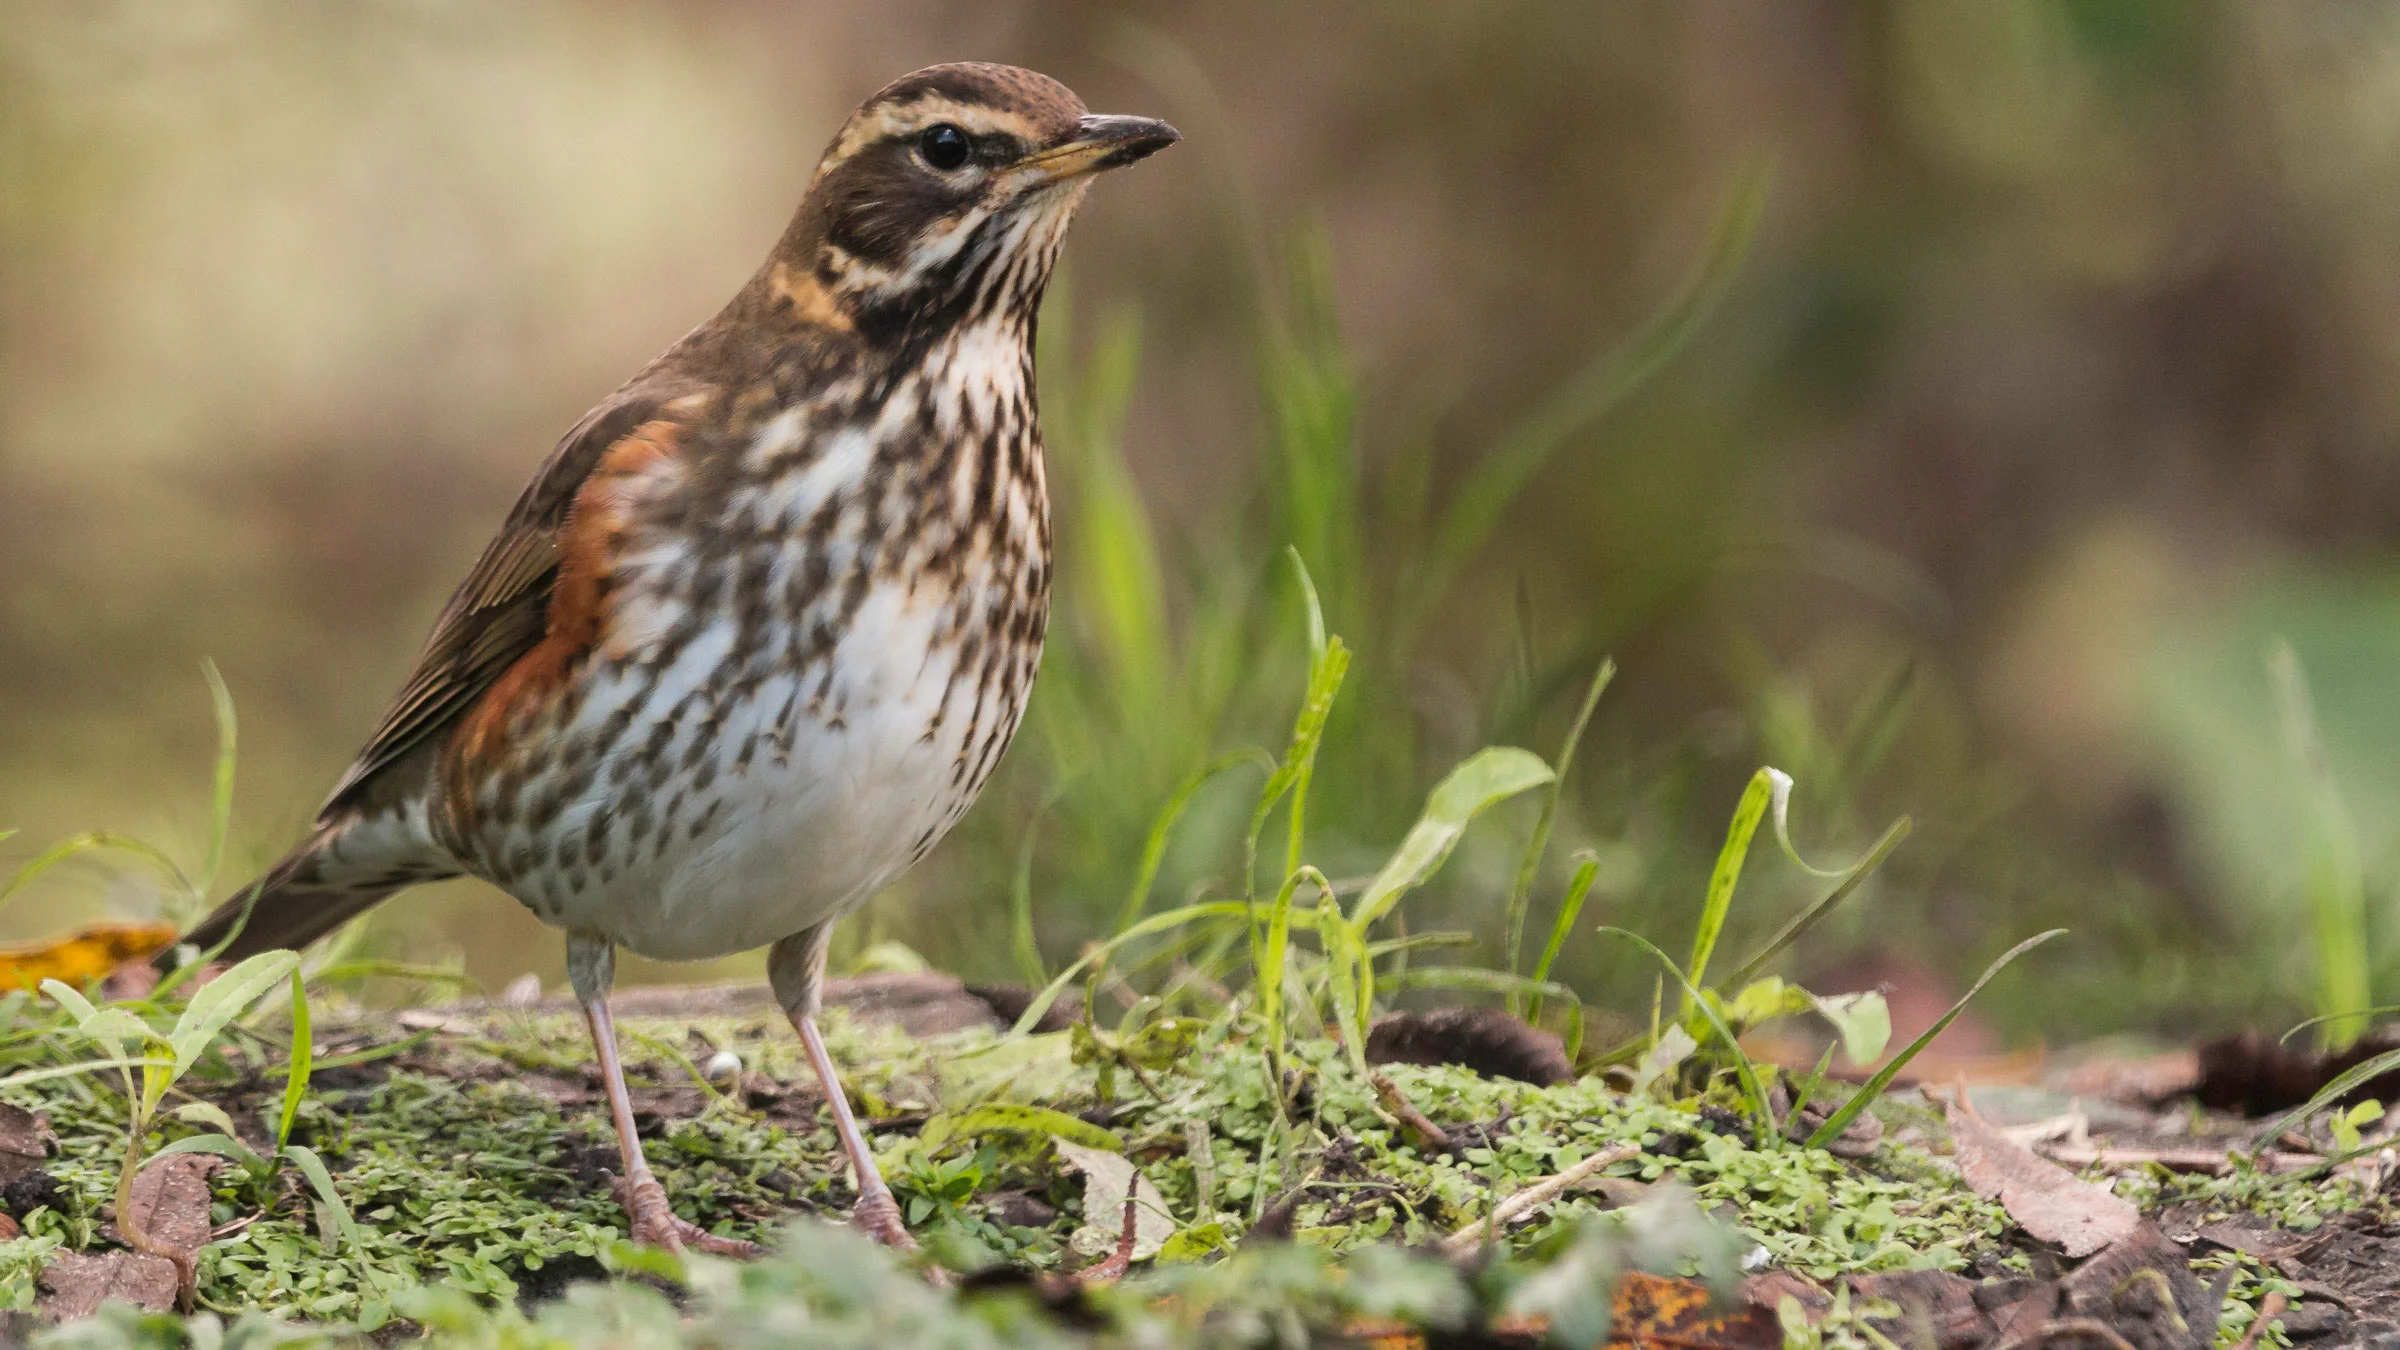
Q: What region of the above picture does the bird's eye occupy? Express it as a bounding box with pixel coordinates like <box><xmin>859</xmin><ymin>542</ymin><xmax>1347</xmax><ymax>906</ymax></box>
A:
<box><xmin>918</xmin><ymin>124</ymin><xmax>971</xmax><ymax>172</ymax></box>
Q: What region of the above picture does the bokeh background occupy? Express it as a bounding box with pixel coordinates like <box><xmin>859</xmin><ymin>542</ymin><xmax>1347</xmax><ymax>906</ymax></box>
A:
<box><xmin>8</xmin><ymin>1</ymin><xmax>2400</xmax><ymax>1044</ymax></box>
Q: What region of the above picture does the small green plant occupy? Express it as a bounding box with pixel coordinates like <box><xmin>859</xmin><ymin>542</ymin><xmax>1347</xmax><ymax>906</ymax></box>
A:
<box><xmin>37</xmin><ymin>950</ymin><xmax>309</xmax><ymax>1291</ymax></box>
<box><xmin>1583</xmin><ymin>762</ymin><xmax>2064</xmax><ymax>1150</ymax></box>
<box><xmin>1010</xmin><ymin>557</ymin><xmax>1559</xmax><ymax>1046</ymax></box>
<box><xmin>139</xmin><ymin>969</ymin><xmax>367</xmax><ymax>1264</ymax></box>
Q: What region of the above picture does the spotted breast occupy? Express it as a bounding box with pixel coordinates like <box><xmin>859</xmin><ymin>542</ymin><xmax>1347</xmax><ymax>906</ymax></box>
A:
<box><xmin>437</xmin><ymin>310</ymin><xmax>1053</xmax><ymax>961</ymax></box>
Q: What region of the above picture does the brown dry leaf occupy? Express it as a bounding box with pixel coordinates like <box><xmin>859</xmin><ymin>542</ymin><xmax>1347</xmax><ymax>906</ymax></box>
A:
<box><xmin>41</xmin><ymin>1153</ymin><xmax>224</xmax><ymax>1318</ymax></box>
<box><xmin>1051</xmin><ymin>1139</ymin><xmax>1173</xmax><ymax>1263</ymax></box>
<box><xmin>0</xmin><ymin>1103</ymin><xmax>52</xmax><ymax>1182</ymax></box>
<box><xmin>1607</xmin><ymin>1272</ymin><xmax>1781</xmax><ymax>1349</ymax></box>
<box><xmin>115</xmin><ymin>1153</ymin><xmax>222</xmax><ymax>1256</ymax></box>
<box><xmin>36</xmin><ymin>1251</ymin><xmax>180</xmax><ymax>1321</ymax></box>
<box><xmin>1343</xmin><ymin>1273</ymin><xmax>1777</xmax><ymax>1349</ymax></box>
<box><xmin>2054</xmin><ymin>1046</ymin><xmax>2203</xmax><ymax>1105</ymax></box>
<box><xmin>0</xmin><ymin>921</ymin><xmax>178</xmax><ymax>990</ymax></box>
<box><xmin>1947</xmin><ymin>1094</ymin><xmax>2138</xmax><ymax>1257</ymax></box>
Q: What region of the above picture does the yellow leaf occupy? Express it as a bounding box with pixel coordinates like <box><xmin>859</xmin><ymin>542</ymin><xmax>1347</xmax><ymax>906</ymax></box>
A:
<box><xmin>0</xmin><ymin>921</ymin><xmax>177</xmax><ymax>989</ymax></box>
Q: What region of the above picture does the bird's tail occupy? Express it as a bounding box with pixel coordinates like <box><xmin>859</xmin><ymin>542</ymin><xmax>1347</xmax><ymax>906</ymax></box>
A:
<box><xmin>158</xmin><ymin>814</ymin><xmax>455</xmax><ymax>971</ymax></box>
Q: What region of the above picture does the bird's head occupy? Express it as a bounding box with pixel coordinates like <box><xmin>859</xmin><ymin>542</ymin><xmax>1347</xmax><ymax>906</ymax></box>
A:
<box><xmin>764</xmin><ymin>63</ymin><xmax>1178</xmax><ymax>344</ymax></box>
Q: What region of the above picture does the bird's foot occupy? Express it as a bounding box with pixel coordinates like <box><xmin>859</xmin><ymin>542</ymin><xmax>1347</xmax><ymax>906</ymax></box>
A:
<box><xmin>610</xmin><ymin>1172</ymin><xmax>760</xmax><ymax>1258</ymax></box>
<box><xmin>852</xmin><ymin>1188</ymin><xmax>917</xmax><ymax>1251</ymax></box>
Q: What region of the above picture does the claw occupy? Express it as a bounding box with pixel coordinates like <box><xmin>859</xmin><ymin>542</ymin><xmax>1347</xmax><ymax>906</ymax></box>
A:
<box><xmin>610</xmin><ymin>1171</ymin><xmax>760</xmax><ymax>1258</ymax></box>
<box><xmin>851</xmin><ymin>1186</ymin><xmax>917</xmax><ymax>1251</ymax></box>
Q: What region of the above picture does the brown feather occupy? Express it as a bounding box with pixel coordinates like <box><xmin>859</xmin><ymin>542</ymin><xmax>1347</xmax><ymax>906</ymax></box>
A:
<box><xmin>318</xmin><ymin>393</ymin><xmax>683</xmax><ymax>814</ymax></box>
<box><xmin>443</xmin><ymin>418</ymin><xmax>685</xmax><ymax>822</ymax></box>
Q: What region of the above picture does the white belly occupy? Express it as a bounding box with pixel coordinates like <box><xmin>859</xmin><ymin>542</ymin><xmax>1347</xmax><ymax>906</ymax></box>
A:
<box><xmin>511</xmin><ymin>575</ymin><xmax>1031</xmax><ymax>962</ymax></box>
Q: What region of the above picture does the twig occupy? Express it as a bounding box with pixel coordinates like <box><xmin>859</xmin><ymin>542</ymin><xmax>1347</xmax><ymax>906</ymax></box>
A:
<box><xmin>1439</xmin><ymin>1143</ymin><xmax>1641</xmax><ymax>1257</ymax></box>
<box><xmin>1371</xmin><ymin>1070</ymin><xmax>1455</xmax><ymax>1154</ymax></box>
<box><xmin>2035</xmin><ymin>1144</ymin><xmax>2320</xmax><ymax>1175</ymax></box>
<box><xmin>1074</xmin><ymin>1194</ymin><xmax>1142</xmax><ymax>1286</ymax></box>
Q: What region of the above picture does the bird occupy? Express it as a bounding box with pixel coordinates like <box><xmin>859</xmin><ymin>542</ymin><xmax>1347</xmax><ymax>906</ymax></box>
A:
<box><xmin>161</xmin><ymin>62</ymin><xmax>1178</xmax><ymax>1254</ymax></box>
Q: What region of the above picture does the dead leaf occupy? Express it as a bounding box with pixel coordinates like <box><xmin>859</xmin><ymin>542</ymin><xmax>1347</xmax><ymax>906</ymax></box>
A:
<box><xmin>1947</xmin><ymin>1094</ymin><xmax>2138</xmax><ymax>1257</ymax></box>
<box><xmin>36</xmin><ymin>1251</ymin><xmax>180</xmax><ymax>1320</ymax></box>
<box><xmin>2058</xmin><ymin>1222</ymin><xmax>2221</xmax><ymax>1350</ymax></box>
<box><xmin>48</xmin><ymin>1153</ymin><xmax>225</xmax><ymax>1316</ymax></box>
<box><xmin>1608</xmin><ymin>1272</ymin><xmax>1780</xmax><ymax>1349</ymax></box>
<box><xmin>0</xmin><ymin>921</ymin><xmax>177</xmax><ymax>990</ymax></box>
<box><xmin>2054</xmin><ymin>1047</ymin><xmax>2203</xmax><ymax>1105</ymax></box>
<box><xmin>0</xmin><ymin>1105</ymin><xmax>52</xmax><ymax>1183</ymax></box>
<box><xmin>1051</xmin><ymin>1138</ymin><xmax>1172</xmax><ymax>1262</ymax></box>
<box><xmin>115</xmin><ymin>1153</ymin><xmax>221</xmax><ymax>1256</ymax></box>
<box><xmin>1346</xmin><ymin>1273</ymin><xmax>1774</xmax><ymax>1350</ymax></box>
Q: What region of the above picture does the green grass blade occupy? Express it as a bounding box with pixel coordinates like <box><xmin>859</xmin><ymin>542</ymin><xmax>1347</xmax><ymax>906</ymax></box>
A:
<box><xmin>1115</xmin><ymin>751</ymin><xmax>1273</xmax><ymax>933</ymax></box>
<box><xmin>1318</xmin><ymin>895</ymin><xmax>1372</xmax><ymax>1077</ymax></box>
<box><xmin>1504</xmin><ymin>660</ymin><xmax>1614</xmax><ymax>1013</ymax></box>
<box><xmin>1011</xmin><ymin>902</ymin><xmax>1252</xmax><ymax>1035</ymax></box>
<box><xmin>197</xmin><ymin>659</ymin><xmax>239</xmax><ymax>901</ymax></box>
<box><xmin>1802</xmin><ymin>929</ymin><xmax>2066</xmax><ymax>1151</ymax></box>
<box><xmin>1599</xmin><ymin>928</ymin><xmax>1773</xmax><ymax>1142</ymax></box>
<box><xmin>1684</xmin><ymin>769</ymin><xmax>1774</xmax><ymax>1005</ymax></box>
<box><xmin>301</xmin><ymin>960</ymin><xmax>481</xmax><ymax>993</ymax></box>
<box><xmin>150</xmin><ymin>1132</ymin><xmax>266</xmax><ymax>1170</ymax></box>
<box><xmin>1256</xmin><ymin>868</ymin><xmax>1331</xmax><ymax>1076</ymax></box>
<box><xmin>2248</xmin><ymin>1046</ymin><xmax>2400</xmax><ymax>1156</ymax></box>
<box><xmin>282</xmin><ymin>1143</ymin><xmax>364</xmax><ymax>1256</ymax></box>
<box><xmin>2270</xmin><ymin>639</ymin><xmax>2372</xmax><ymax>1053</ymax></box>
<box><xmin>0</xmin><ymin>1057</ymin><xmax>177</xmax><ymax>1091</ymax></box>
<box><xmin>1009</xmin><ymin>795</ymin><xmax>1060</xmax><ymax>987</ymax></box>
<box><xmin>277</xmin><ymin>969</ymin><xmax>312</xmax><ymax>1152</ymax></box>
<box><xmin>2280</xmin><ymin>1006</ymin><xmax>2400</xmax><ymax>1045</ymax></box>
<box><xmin>1290</xmin><ymin>543</ymin><xmax>1329</xmax><ymax>663</ymax></box>
<box><xmin>1361</xmin><ymin>931</ymin><xmax>1477</xmax><ymax>960</ymax></box>
<box><xmin>1351</xmin><ymin>747</ymin><xmax>1554</xmax><ymax>930</ymax></box>
<box><xmin>1244</xmin><ymin>569</ymin><xmax>1349</xmax><ymax>902</ymax></box>
<box><xmin>1724</xmin><ymin>814</ymin><xmax>1912</xmax><ymax>991</ymax></box>
<box><xmin>0</xmin><ymin>832</ymin><xmax>194</xmax><ymax>918</ymax></box>
<box><xmin>1527</xmin><ymin>855</ymin><xmax>1601</xmax><ymax>1026</ymax></box>
<box><xmin>37</xmin><ymin>979</ymin><xmax>101</xmax><ymax>1024</ymax></box>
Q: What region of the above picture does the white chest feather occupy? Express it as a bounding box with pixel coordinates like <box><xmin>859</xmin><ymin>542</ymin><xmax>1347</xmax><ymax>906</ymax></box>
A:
<box><xmin>460</xmin><ymin>321</ymin><xmax>1048</xmax><ymax>961</ymax></box>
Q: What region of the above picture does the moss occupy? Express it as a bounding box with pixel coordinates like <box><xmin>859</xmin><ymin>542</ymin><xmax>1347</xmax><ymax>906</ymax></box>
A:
<box><xmin>0</xmin><ymin>998</ymin><xmax>2365</xmax><ymax>1343</ymax></box>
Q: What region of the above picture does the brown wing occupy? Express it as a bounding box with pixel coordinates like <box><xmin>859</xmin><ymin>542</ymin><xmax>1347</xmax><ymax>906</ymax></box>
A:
<box><xmin>318</xmin><ymin>391</ymin><xmax>683</xmax><ymax>816</ymax></box>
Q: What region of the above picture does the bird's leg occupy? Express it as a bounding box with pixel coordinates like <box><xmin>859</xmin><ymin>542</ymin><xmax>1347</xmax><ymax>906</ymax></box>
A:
<box><xmin>770</xmin><ymin>927</ymin><xmax>915</xmax><ymax>1249</ymax></box>
<box><xmin>569</xmin><ymin>933</ymin><xmax>758</xmax><ymax>1258</ymax></box>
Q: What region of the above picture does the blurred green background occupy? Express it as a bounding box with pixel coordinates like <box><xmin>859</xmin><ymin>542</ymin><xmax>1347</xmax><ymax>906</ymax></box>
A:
<box><xmin>6</xmin><ymin>1</ymin><xmax>2400</xmax><ymax>1043</ymax></box>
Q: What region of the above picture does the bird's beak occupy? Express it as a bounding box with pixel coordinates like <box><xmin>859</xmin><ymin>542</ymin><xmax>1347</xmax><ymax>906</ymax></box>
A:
<box><xmin>1014</xmin><ymin>114</ymin><xmax>1181</xmax><ymax>185</ymax></box>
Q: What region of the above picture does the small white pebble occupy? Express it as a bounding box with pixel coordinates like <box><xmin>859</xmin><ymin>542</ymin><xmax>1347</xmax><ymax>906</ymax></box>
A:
<box><xmin>704</xmin><ymin>1049</ymin><xmax>743</xmax><ymax>1081</ymax></box>
<box><xmin>1740</xmin><ymin>1244</ymin><xmax>1772</xmax><ymax>1272</ymax></box>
